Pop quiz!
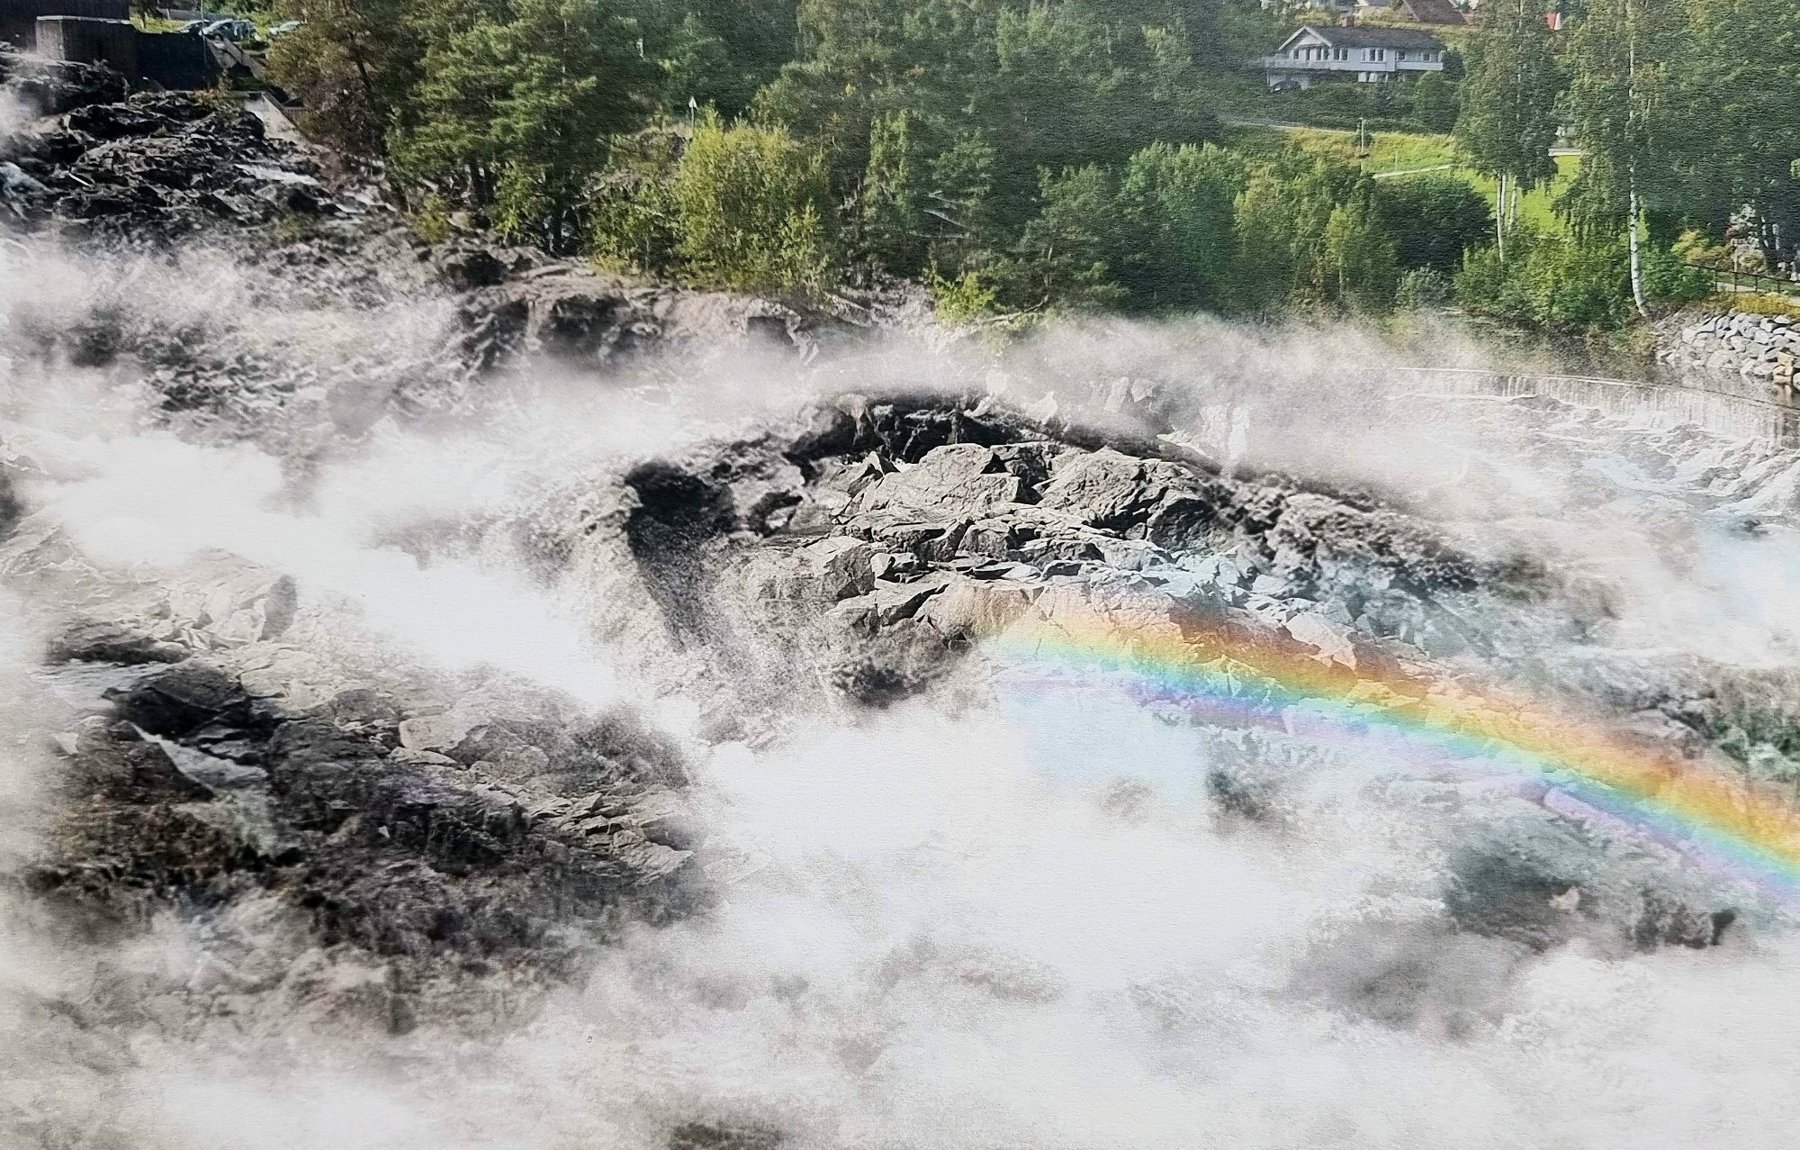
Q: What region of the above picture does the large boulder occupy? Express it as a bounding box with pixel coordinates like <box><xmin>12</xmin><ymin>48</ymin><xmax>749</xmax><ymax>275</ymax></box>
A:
<box><xmin>860</xmin><ymin>444</ymin><xmax>1029</xmax><ymax>519</ymax></box>
<box><xmin>1037</xmin><ymin>447</ymin><xmax>1222</xmax><ymax>545</ymax></box>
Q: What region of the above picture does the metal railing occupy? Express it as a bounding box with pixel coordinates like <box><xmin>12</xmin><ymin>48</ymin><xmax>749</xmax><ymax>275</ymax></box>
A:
<box><xmin>1388</xmin><ymin>365</ymin><xmax>1800</xmax><ymax>447</ymax></box>
<box><xmin>1690</xmin><ymin>261</ymin><xmax>1800</xmax><ymax>300</ymax></box>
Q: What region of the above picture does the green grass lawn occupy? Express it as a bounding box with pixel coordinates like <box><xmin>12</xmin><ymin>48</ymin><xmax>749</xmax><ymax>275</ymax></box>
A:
<box><xmin>1228</xmin><ymin>122</ymin><xmax>1582</xmax><ymax>236</ymax></box>
<box><xmin>1292</xmin><ymin>127</ymin><xmax>1458</xmax><ymax>173</ymax></box>
<box><xmin>1461</xmin><ymin>154</ymin><xmax>1581</xmax><ymax>233</ymax></box>
<box><xmin>1226</xmin><ymin>124</ymin><xmax>1457</xmax><ymax>174</ymax></box>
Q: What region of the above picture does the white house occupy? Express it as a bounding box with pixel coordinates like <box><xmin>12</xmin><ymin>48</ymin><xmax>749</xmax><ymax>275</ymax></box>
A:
<box><xmin>1260</xmin><ymin>25</ymin><xmax>1448</xmax><ymax>89</ymax></box>
<box><xmin>1259</xmin><ymin>0</ymin><xmax>1386</xmax><ymax>12</ymax></box>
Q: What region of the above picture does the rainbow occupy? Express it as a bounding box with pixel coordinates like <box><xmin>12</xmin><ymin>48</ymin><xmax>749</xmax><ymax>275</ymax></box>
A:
<box><xmin>986</xmin><ymin>601</ymin><xmax>1800</xmax><ymax>907</ymax></box>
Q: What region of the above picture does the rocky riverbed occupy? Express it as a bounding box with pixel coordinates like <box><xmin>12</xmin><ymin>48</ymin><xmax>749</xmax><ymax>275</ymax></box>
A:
<box><xmin>7</xmin><ymin>59</ymin><xmax>1800</xmax><ymax>1150</ymax></box>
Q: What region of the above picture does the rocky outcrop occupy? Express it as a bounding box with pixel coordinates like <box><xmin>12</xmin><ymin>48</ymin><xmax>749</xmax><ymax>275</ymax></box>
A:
<box><xmin>0</xmin><ymin>88</ymin><xmax>349</xmax><ymax>240</ymax></box>
<box><xmin>6</xmin><ymin>519</ymin><xmax>701</xmax><ymax>1033</ymax></box>
<box><xmin>453</xmin><ymin>263</ymin><xmax>817</xmax><ymax>369</ymax></box>
<box><xmin>500</xmin><ymin>386</ymin><xmax>1787</xmax><ymax>969</ymax></box>
<box><xmin>0</xmin><ymin>46</ymin><xmax>126</xmax><ymax>116</ymax></box>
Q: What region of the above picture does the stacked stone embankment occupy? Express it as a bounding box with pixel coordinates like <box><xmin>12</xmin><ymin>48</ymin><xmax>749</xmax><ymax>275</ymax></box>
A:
<box><xmin>1659</xmin><ymin>310</ymin><xmax>1800</xmax><ymax>391</ymax></box>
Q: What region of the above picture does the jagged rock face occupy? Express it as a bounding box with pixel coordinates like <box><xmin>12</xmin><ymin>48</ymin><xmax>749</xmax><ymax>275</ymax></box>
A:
<box><xmin>33</xmin><ymin>649</ymin><xmax>702</xmax><ymax>1024</ymax></box>
<box><xmin>0</xmin><ymin>89</ymin><xmax>343</xmax><ymax>240</ymax></box>
<box><xmin>1</xmin><ymin>512</ymin><xmax>701</xmax><ymax>1039</ymax></box>
<box><xmin>446</xmin><ymin>249</ymin><xmax>821</xmax><ymax>370</ymax></box>
<box><xmin>554</xmin><ymin>391</ymin><xmax>1529</xmax><ymax>720</ymax></box>
<box><xmin>526</xmin><ymin>388</ymin><xmax>1800</xmax><ymax>972</ymax></box>
<box><xmin>0</xmin><ymin>47</ymin><xmax>126</xmax><ymax>116</ymax></box>
<box><xmin>0</xmin><ymin>62</ymin><xmax>832</xmax><ymax>474</ymax></box>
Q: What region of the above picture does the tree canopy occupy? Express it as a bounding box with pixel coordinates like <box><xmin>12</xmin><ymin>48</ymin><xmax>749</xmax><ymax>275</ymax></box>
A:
<box><xmin>269</xmin><ymin>0</ymin><xmax>1800</xmax><ymax>326</ymax></box>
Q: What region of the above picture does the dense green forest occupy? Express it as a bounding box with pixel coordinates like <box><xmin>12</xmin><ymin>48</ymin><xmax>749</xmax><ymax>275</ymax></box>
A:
<box><xmin>265</xmin><ymin>0</ymin><xmax>1800</xmax><ymax>331</ymax></box>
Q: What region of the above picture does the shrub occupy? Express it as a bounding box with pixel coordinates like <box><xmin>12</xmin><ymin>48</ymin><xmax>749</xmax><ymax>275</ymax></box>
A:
<box><xmin>1396</xmin><ymin>266</ymin><xmax>1453</xmax><ymax>310</ymax></box>
<box><xmin>587</xmin><ymin>128</ymin><xmax>683</xmax><ymax>276</ymax></box>
<box><xmin>409</xmin><ymin>191</ymin><xmax>455</xmax><ymax>244</ymax></box>
<box><xmin>1265</xmin><ymin>81</ymin><xmax>1430</xmax><ymax>133</ymax></box>
<box><xmin>1372</xmin><ymin>173</ymin><xmax>1494</xmax><ymax>274</ymax></box>
<box><xmin>1642</xmin><ymin>242</ymin><xmax>1717</xmax><ymax>307</ymax></box>
<box><xmin>927</xmin><ymin>265</ymin><xmax>1000</xmax><ymax>324</ymax></box>
<box><xmin>1713</xmin><ymin>292</ymin><xmax>1800</xmax><ymax>319</ymax></box>
<box><xmin>1672</xmin><ymin>227</ymin><xmax>1732</xmax><ymax>271</ymax></box>
<box><xmin>671</xmin><ymin>115</ymin><xmax>836</xmax><ymax>296</ymax></box>
<box><xmin>1454</xmin><ymin>228</ymin><xmax>1633</xmax><ymax>330</ymax></box>
<box><xmin>1410</xmin><ymin>72</ymin><xmax>1460</xmax><ymax>134</ymax></box>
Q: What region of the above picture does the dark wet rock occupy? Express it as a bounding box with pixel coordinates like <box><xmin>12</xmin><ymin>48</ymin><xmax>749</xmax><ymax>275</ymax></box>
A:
<box><xmin>55</xmin><ymin>617</ymin><xmax>176</xmax><ymax>669</ymax></box>
<box><xmin>1633</xmin><ymin>894</ymin><xmax>1736</xmax><ymax>950</ymax></box>
<box><xmin>453</xmin><ymin>268</ymin><xmax>820</xmax><ymax>370</ymax></box>
<box><xmin>65</xmin><ymin>101</ymin><xmax>176</xmax><ymax>141</ymax></box>
<box><xmin>268</xmin><ymin>716</ymin><xmax>698</xmax><ymax>959</ymax></box>
<box><xmin>1445</xmin><ymin>834</ymin><xmax>1592</xmax><ymax>952</ymax></box>
<box><xmin>669</xmin><ymin>1123</ymin><xmax>782</xmax><ymax>1150</ymax></box>
<box><xmin>0</xmin><ymin>85</ymin><xmax>346</xmax><ymax>242</ymax></box>
<box><xmin>0</xmin><ymin>455</ymin><xmax>17</xmax><ymax>538</ymax></box>
<box><xmin>1290</xmin><ymin>920</ymin><xmax>1527</xmax><ymax>1038</ymax></box>
<box><xmin>72</xmin><ymin>717</ymin><xmax>215</xmax><ymax>803</ymax></box>
<box><xmin>1442</xmin><ymin>811</ymin><xmax>1739</xmax><ymax>955</ymax></box>
<box><xmin>32</xmin><ymin>636</ymin><xmax>704</xmax><ymax>1006</ymax></box>
<box><xmin>623</xmin><ymin>459</ymin><xmax>736</xmax><ymax>637</ymax></box>
<box><xmin>435</xmin><ymin>245</ymin><xmax>507</xmax><ymax>290</ymax></box>
<box><xmin>0</xmin><ymin>47</ymin><xmax>126</xmax><ymax>116</ymax></box>
<box><xmin>111</xmin><ymin>660</ymin><xmax>255</xmax><ymax>738</ymax></box>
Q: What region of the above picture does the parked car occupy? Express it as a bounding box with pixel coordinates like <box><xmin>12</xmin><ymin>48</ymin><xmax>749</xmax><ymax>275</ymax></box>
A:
<box><xmin>175</xmin><ymin>19</ymin><xmax>210</xmax><ymax>34</ymax></box>
<box><xmin>267</xmin><ymin>20</ymin><xmax>302</xmax><ymax>38</ymax></box>
<box><xmin>199</xmin><ymin>19</ymin><xmax>255</xmax><ymax>42</ymax></box>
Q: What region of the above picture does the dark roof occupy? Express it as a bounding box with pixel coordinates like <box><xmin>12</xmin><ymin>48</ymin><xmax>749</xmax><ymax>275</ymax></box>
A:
<box><xmin>1298</xmin><ymin>25</ymin><xmax>1448</xmax><ymax>49</ymax></box>
<box><xmin>1398</xmin><ymin>0</ymin><xmax>1468</xmax><ymax>24</ymax></box>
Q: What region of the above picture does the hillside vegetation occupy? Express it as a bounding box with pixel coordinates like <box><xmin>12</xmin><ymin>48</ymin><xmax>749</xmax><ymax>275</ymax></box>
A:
<box><xmin>263</xmin><ymin>0</ymin><xmax>1800</xmax><ymax>333</ymax></box>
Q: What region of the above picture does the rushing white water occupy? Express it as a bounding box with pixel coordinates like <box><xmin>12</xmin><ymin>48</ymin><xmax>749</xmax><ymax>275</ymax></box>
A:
<box><xmin>8</xmin><ymin>240</ymin><xmax>1800</xmax><ymax>1149</ymax></box>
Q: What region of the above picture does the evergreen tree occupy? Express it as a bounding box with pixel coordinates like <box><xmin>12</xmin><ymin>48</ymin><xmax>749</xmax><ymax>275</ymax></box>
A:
<box><xmin>657</xmin><ymin>0</ymin><xmax>798</xmax><ymax>116</ymax></box>
<box><xmin>1113</xmin><ymin>142</ymin><xmax>1240</xmax><ymax>310</ymax></box>
<box><xmin>1410</xmin><ymin>71</ymin><xmax>1458</xmax><ymax>134</ymax></box>
<box><xmin>861</xmin><ymin>110</ymin><xmax>925</xmax><ymax>275</ymax></box>
<box><xmin>1323</xmin><ymin>191</ymin><xmax>1400</xmax><ymax>312</ymax></box>
<box><xmin>396</xmin><ymin>0</ymin><xmax>654</xmax><ymax>250</ymax></box>
<box><xmin>270</xmin><ymin>0</ymin><xmax>418</xmax><ymax>164</ymax></box>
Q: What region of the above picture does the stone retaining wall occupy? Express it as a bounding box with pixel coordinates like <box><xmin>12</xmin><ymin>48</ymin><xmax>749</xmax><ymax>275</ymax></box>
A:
<box><xmin>1659</xmin><ymin>310</ymin><xmax>1799</xmax><ymax>392</ymax></box>
<box><xmin>34</xmin><ymin>16</ymin><xmax>217</xmax><ymax>90</ymax></box>
<box><xmin>0</xmin><ymin>0</ymin><xmax>127</xmax><ymax>51</ymax></box>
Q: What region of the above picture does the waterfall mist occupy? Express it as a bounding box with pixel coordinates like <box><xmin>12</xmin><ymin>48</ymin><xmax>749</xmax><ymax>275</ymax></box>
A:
<box><xmin>4</xmin><ymin>236</ymin><xmax>1800</xmax><ymax>1150</ymax></box>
